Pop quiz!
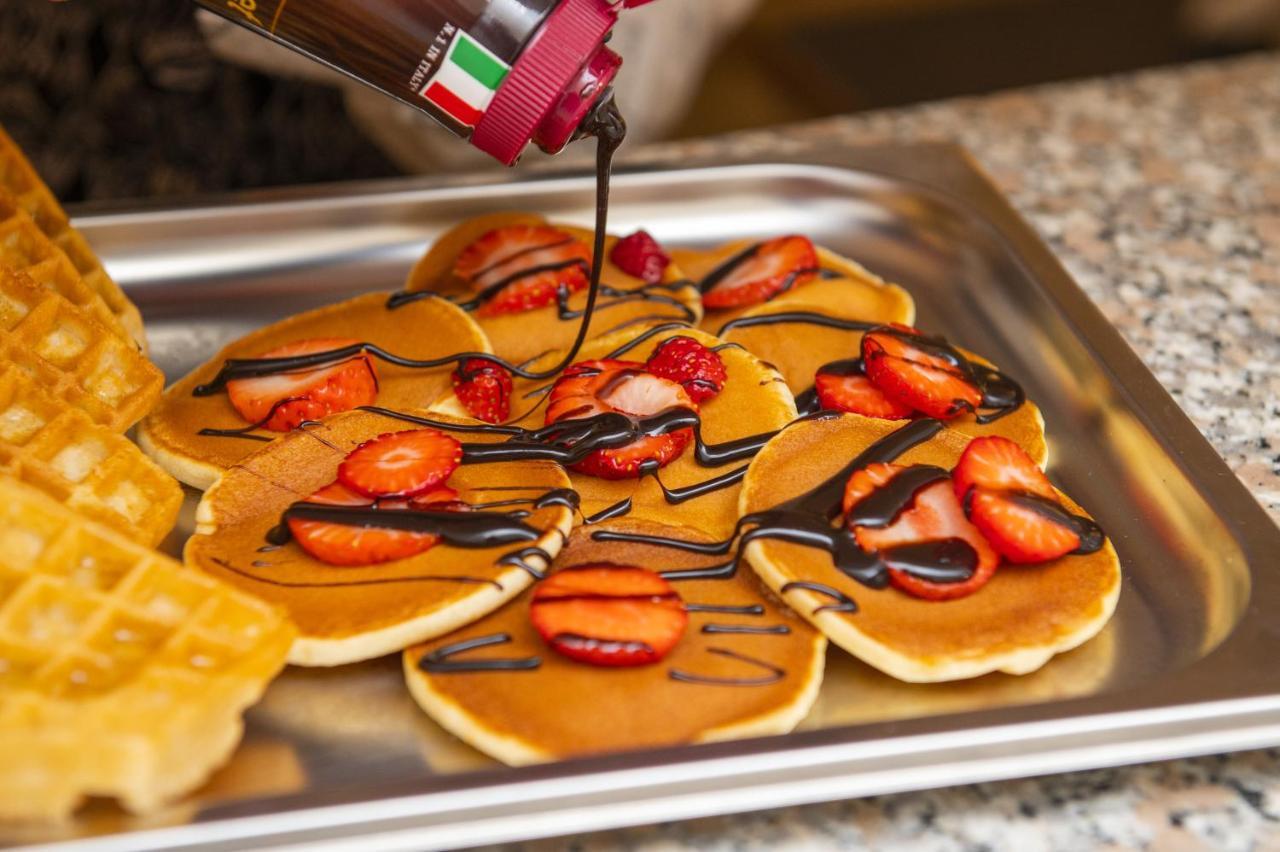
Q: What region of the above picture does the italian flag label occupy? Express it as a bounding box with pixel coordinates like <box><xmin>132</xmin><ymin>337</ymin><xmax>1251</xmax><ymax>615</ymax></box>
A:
<box><xmin>420</xmin><ymin>31</ymin><xmax>511</xmax><ymax>128</ymax></box>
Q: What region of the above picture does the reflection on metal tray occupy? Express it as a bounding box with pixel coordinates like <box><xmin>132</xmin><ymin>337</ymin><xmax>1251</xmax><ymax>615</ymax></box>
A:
<box><xmin>13</xmin><ymin>144</ymin><xmax>1279</xmax><ymax>852</ymax></box>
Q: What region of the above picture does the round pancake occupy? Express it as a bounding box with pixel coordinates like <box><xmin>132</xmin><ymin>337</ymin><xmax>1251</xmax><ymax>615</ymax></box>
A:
<box><xmin>405</xmin><ymin>212</ymin><xmax>702</xmax><ymax>365</ymax></box>
<box><xmin>187</xmin><ymin>409</ymin><xmax>575</xmax><ymax>667</ymax></box>
<box><xmin>432</xmin><ymin>324</ymin><xmax>797</xmax><ymax>539</ymax></box>
<box><xmin>139</xmin><ymin>292</ymin><xmax>488</xmax><ymax>490</ymax></box>
<box><xmin>403</xmin><ymin>519</ymin><xmax>826</xmax><ymax>765</ymax></box>
<box><xmin>668</xmin><ymin>240</ymin><xmax>913</xmax><ymax>333</ymax></box>
<box><xmin>740</xmin><ymin>413</ymin><xmax>1120</xmax><ymax>683</ymax></box>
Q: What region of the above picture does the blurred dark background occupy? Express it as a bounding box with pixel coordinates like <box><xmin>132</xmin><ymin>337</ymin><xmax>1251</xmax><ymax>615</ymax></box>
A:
<box><xmin>2</xmin><ymin>0</ymin><xmax>1275</xmax><ymax>203</ymax></box>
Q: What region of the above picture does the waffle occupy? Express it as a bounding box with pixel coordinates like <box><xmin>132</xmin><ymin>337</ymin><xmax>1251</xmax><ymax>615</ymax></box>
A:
<box><xmin>0</xmin><ymin>124</ymin><xmax>145</xmax><ymax>350</ymax></box>
<box><xmin>0</xmin><ymin>476</ymin><xmax>295</xmax><ymax>820</ymax></box>
<box><xmin>0</xmin><ymin>266</ymin><xmax>162</xmax><ymax>431</ymax></box>
<box><xmin>0</xmin><ymin>364</ymin><xmax>181</xmax><ymax>546</ymax></box>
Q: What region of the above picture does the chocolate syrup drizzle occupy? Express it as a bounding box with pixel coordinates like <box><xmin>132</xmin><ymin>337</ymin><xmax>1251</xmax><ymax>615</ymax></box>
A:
<box><xmin>669</xmin><ymin>647</ymin><xmax>785</xmax><ymax>687</ymax></box>
<box><xmin>594</xmin><ymin>417</ymin><xmax>1104</xmax><ymax>610</ymax></box>
<box><xmin>418</xmin><ymin>633</ymin><xmax>542</xmax><ymax>673</ymax></box>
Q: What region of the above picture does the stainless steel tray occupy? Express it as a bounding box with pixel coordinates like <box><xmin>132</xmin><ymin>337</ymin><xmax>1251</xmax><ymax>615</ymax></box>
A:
<box><xmin>13</xmin><ymin>144</ymin><xmax>1280</xmax><ymax>851</ymax></box>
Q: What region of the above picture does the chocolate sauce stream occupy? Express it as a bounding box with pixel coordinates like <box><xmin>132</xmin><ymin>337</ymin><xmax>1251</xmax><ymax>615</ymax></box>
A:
<box><xmin>196</xmin><ymin>96</ymin><xmax>627</xmax><ymax>399</ymax></box>
<box><xmin>418</xmin><ymin>633</ymin><xmax>542</xmax><ymax>673</ymax></box>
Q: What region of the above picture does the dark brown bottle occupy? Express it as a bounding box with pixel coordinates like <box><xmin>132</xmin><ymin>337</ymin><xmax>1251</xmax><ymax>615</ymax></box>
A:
<box><xmin>194</xmin><ymin>0</ymin><xmax>636</xmax><ymax>164</ymax></box>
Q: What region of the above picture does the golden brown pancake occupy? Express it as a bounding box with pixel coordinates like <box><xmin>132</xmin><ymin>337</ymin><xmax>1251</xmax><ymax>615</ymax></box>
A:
<box><xmin>432</xmin><ymin>324</ymin><xmax>797</xmax><ymax>539</ymax></box>
<box><xmin>668</xmin><ymin>240</ymin><xmax>913</xmax><ymax>334</ymax></box>
<box><xmin>187</xmin><ymin>409</ymin><xmax>575</xmax><ymax>667</ymax></box>
<box><xmin>405</xmin><ymin>212</ymin><xmax>701</xmax><ymax>364</ymax></box>
<box><xmin>740</xmin><ymin>413</ymin><xmax>1120</xmax><ymax>683</ymax></box>
<box><xmin>138</xmin><ymin>292</ymin><xmax>488</xmax><ymax>490</ymax></box>
<box><xmin>403</xmin><ymin>519</ymin><xmax>826</xmax><ymax>765</ymax></box>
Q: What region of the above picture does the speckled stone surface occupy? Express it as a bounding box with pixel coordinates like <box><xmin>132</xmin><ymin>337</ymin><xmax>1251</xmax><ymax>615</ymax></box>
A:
<box><xmin>478</xmin><ymin>53</ymin><xmax>1280</xmax><ymax>851</ymax></box>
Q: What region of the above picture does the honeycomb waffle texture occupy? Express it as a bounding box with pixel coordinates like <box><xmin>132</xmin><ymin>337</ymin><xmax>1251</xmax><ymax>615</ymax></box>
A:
<box><xmin>0</xmin><ymin>363</ymin><xmax>181</xmax><ymax>546</ymax></box>
<box><xmin>0</xmin><ymin>266</ymin><xmax>161</xmax><ymax>431</ymax></box>
<box><xmin>0</xmin><ymin>476</ymin><xmax>295</xmax><ymax>820</ymax></box>
<box><xmin>0</xmin><ymin>124</ymin><xmax>146</xmax><ymax>350</ymax></box>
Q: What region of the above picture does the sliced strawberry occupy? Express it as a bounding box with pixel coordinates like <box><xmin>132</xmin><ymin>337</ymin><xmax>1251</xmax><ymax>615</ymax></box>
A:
<box><xmin>967</xmin><ymin>488</ymin><xmax>1081</xmax><ymax>564</ymax></box>
<box><xmin>288</xmin><ymin>482</ymin><xmax>438</xmax><ymax>567</ymax></box>
<box><xmin>952</xmin><ymin>436</ymin><xmax>1054</xmax><ymax>502</ymax></box>
<box><xmin>644</xmin><ymin>336</ymin><xmax>727</xmax><ymax>403</ymax></box>
<box><xmin>546</xmin><ymin>359</ymin><xmax>696</xmax><ymax>480</ymax></box>
<box><xmin>816</xmin><ymin>368</ymin><xmax>914</xmax><ymax>419</ymax></box>
<box><xmin>610</xmin><ymin>229</ymin><xmax>671</xmax><ymax>284</ymax></box>
<box><xmin>337</xmin><ymin>429</ymin><xmax>462</xmax><ymax>498</ymax></box>
<box><xmin>844</xmin><ymin>465</ymin><xmax>1000</xmax><ymax>601</ymax></box>
<box><xmin>452</xmin><ymin>358</ymin><xmax>512</xmax><ymax>424</ymax></box>
<box><xmin>529</xmin><ymin>564</ymin><xmax>687</xmax><ymax>666</ymax></box>
<box><xmin>862</xmin><ymin>325</ymin><xmax>982</xmax><ymax>420</ymax></box>
<box><xmin>701</xmin><ymin>235</ymin><xmax>818</xmax><ymax>309</ymax></box>
<box><xmin>226</xmin><ymin>338</ymin><xmax>378</xmax><ymax>432</ymax></box>
<box><xmin>453</xmin><ymin>225</ymin><xmax>592</xmax><ymax>318</ymax></box>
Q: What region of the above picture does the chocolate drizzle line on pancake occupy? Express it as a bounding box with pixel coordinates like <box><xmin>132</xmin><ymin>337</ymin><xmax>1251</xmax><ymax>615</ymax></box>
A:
<box><xmin>196</xmin><ymin>97</ymin><xmax>627</xmax><ymax>406</ymax></box>
<box><xmin>497</xmin><ymin>547</ymin><xmax>554</xmax><ymax>581</ymax></box>
<box><xmin>685</xmin><ymin>603</ymin><xmax>766</xmax><ymax>615</ymax></box>
<box><xmin>779</xmin><ymin>581</ymin><xmax>859</xmax><ymax>614</ymax></box>
<box><xmin>701</xmin><ymin>624</ymin><xmax>791</xmax><ymax>635</ymax></box>
<box><xmin>583</xmin><ymin>498</ymin><xmax>632</xmax><ymax>525</ymax></box>
<box><xmin>669</xmin><ymin>647</ymin><xmax>785</xmax><ymax>687</ymax></box>
<box><xmin>418</xmin><ymin>633</ymin><xmax>542</xmax><ymax>674</ymax></box>
<box><xmin>209</xmin><ymin>557</ymin><xmax>503</xmax><ymax>591</ymax></box>
<box><xmin>197</xmin><ymin>394</ymin><xmax>308</xmax><ymax>442</ymax></box>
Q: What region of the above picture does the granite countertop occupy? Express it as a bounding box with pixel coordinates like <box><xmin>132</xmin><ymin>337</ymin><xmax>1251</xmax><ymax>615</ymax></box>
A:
<box><xmin>483</xmin><ymin>52</ymin><xmax>1280</xmax><ymax>851</ymax></box>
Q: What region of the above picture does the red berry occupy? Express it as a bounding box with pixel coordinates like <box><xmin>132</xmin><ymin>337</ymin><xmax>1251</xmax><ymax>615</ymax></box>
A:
<box><xmin>453</xmin><ymin>225</ymin><xmax>592</xmax><ymax>317</ymax></box>
<box><xmin>644</xmin><ymin>336</ymin><xmax>728</xmax><ymax>403</ymax></box>
<box><xmin>967</xmin><ymin>488</ymin><xmax>1081</xmax><ymax>564</ymax></box>
<box><xmin>701</xmin><ymin>235</ymin><xmax>818</xmax><ymax>309</ymax></box>
<box><xmin>545</xmin><ymin>359</ymin><xmax>697</xmax><ymax>480</ymax></box>
<box><xmin>452</xmin><ymin>358</ymin><xmax>512</xmax><ymax>424</ymax></box>
<box><xmin>610</xmin><ymin>230</ymin><xmax>671</xmax><ymax>284</ymax></box>
<box><xmin>337</xmin><ymin>429</ymin><xmax>462</xmax><ymax>499</ymax></box>
<box><xmin>226</xmin><ymin>338</ymin><xmax>378</xmax><ymax>432</ymax></box>
<box><xmin>288</xmin><ymin>482</ymin><xmax>439</xmax><ymax>567</ymax></box>
<box><xmin>529</xmin><ymin>565</ymin><xmax>687</xmax><ymax>666</ymax></box>
<box><xmin>862</xmin><ymin>325</ymin><xmax>982</xmax><ymax>420</ymax></box>
<box><xmin>952</xmin><ymin>436</ymin><xmax>1054</xmax><ymax>503</ymax></box>
<box><xmin>844</xmin><ymin>464</ymin><xmax>1000</xmax><ymax>601</ymax></box>
<box><xmin>815</xmin><ymin>368</ymin><xmax>914</xmax><ymax>419</ymax></box>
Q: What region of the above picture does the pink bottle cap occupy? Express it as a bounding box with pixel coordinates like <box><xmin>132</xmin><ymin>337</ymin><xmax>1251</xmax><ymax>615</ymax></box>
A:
<box><xmin>472</xmin><ymin>0</ymin><xmax>622</xmax><ymax>165</ymax></box>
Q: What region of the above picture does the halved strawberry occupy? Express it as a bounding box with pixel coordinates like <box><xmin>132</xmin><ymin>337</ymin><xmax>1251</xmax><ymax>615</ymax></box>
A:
<box><xmin>288</xmin><ymin>482</ymin><xmax>438</xmax><ymax>567</ymax></box>
<box><xmin>610</xmin><ymin>229</ymin><xmax>671</xmax><ymax>284</ymax></box>
<box><xmin>967</xmin><ymin>489</ymin><xmax>1081</xmax><ymax>564</ymax></box>
<box><xmin>952</xmin><ymin>436</ymin><xmax>1053</xmax><ymax>502</ymax></box>
<box><xmin>644</xmin><ymin>336</ymin><xmax>727</xmax><ymax>403</ymax></box>
<box><xmin>545</xmin><ymin>359</ymin><xmax>696</xmax><ymax>480</ymax></box>
<box><xmin>862</xmin><ymin>325</ymin><xmax>982</xmax><ymax>420</ymax></box>
<box><xmin>816</xmin><ymin>368</ymin><xmax>914</xmax><ymax>419</ymax></box>
<box><xmin>844</xmin><ymin>463</ymin><xmax>1000</xmax><ymax>601</ymax></box>
<box><xmin>529</xmin><ymin>564</ymin><xmax>687</xmax><ymax>666</ymax></box>
<box><xmin>337</xmin><ymin>429</ymin><xmax>462</xmax><ymax>498</ymax></box>
<box><xmin>701</xmin><ymin>235</ymin><xmax>818</xmax><ymax>309</ymax></box>
<box><xmin>453</xmin><ymin>225</ymin><xmax>592</xmax><ymax>317</ymax></box>
<box><xmin>452</xmin><ymin>358</ymin><xmax>512</xmax><ymax>423</ymax></box>
<box><xmin>226</xmin><ymin>338</ymin><xmax>378</xmax><ymax>432</ymax></box>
